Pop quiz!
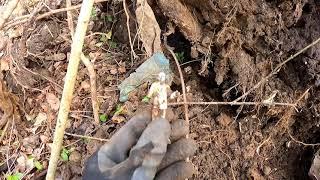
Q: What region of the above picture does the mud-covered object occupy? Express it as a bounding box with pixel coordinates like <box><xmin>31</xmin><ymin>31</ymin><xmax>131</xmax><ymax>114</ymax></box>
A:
<box><xmin>83</xmin><ymin>112</ymin><xmax>197</xmax><ymax>180</ymax></box>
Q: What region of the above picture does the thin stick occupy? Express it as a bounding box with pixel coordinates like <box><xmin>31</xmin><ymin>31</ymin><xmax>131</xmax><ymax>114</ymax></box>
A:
<box><xmin>66</xmin><ymin>0</ymin><xmax>75</xmax><ymax>36</ymax></box>
<box><xmin>65</xmin><ymin>132</ymin><xmax>108</xmax><ymax>142</ymax></box>
<box><xmin>64</xmin><ymin>0</ymin><xmax>99</xmax><ymax>125</ymax></box>
<box><xmin>164</xmin><ymin>37</ymin><xmax>190</xmax><ymax>128</ymax></box>
<box><xmin>168</xmin><ymin>101</ymin><xmax>296</xmax><ymax>107</ymax></box>
<box><xmin>0</xmin><ymin>0</ymin><xmax>20</xmax><ymax>29</ymax></box>
<box><xmin>123</xmin><ymin>0</ymin><xmax>137</xmax><ymax>64</ymax></box>
<box><xmin>233</xmin><ymin>37</ymin><xmax>320</xmax><ymax>102</ymax></box>
<box><xmin>4</xmin><ymin>0</ymin><xmax>108</xmax><ymax>29</ymax></box>
<box><xmin>46</xmin><ymin>0</ymin><xmax>95</xmax><ymax>178</ymax></box>
<box><xmin>81</xmin><ymin>54</ymin><xmax>100</xmax><ymax>125</ymax></box>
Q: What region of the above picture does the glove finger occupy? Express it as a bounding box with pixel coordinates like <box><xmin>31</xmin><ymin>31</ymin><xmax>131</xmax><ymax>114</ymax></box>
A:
<box><xmin>131</xmin><ymin>117</ymin><xmax>171</xmax><ymax>180</ymax></box>
<box><xmin>155</xmin><ymin>161</ymin><xmax>196</xmax><ymax>180</ymax></box>
<box><xmin>99</xmin><ymin>110</ymin><xmax>152</xmax><ymax>163</ymax></box>
<box><xmin>170</xmin><ymin>119</ymin><xmax>189</xmax><ymax>142</ymax></box>
<box><xmin>158</xmin><ymin>138</ymin><xmax>197</xmax><ymax>171</ymax></box>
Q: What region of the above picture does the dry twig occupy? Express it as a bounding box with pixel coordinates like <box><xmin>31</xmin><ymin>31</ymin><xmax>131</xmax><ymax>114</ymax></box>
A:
<box><xmin>168</xmin><ymin>101</ymin><xmax>296</xmax><ymax>107</ymax></box>
<box><xmin>46</xmin><ymin>0</ymin><xmax>95</xmax><ymax>178</ymax></box>
<box><xmin>80</xmin><ymin>54</ymin><xmax>100</xmax><ymax>125</ymax></box>
<box><xmin>0</xmin><ymin>0</ymin><xmax>20</xmax><ymax>29</ymax></box>
<box><xmin>123</xmin><ymin>0</ymin><xmax>138</xmax><ymax>62</ymax></box>
<box><xmin>65</xmin><ymin>132</ymin><xmax>108</xmax><ymax>142</ymax></box>
<box><xmin>233</xmin><ymin>37</ymin><xmax>320</xmax><ymax>102</ymax></box>
<box><xmin>4</xmin><ymin>0</ymin><xmax>108</xmax><ymax>29</ymax></box>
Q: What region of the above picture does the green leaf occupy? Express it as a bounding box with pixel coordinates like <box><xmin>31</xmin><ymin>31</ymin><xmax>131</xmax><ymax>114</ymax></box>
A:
<box><xmin>60</xmin><ymin>148</ymin><xmax>70</xmax><ymax>161</ymax></box>
<box><xmin>100</xmin><ymin>31</ymin><xmax>112</xmax><ymax>42</ymax></box>
<box><xmin>106</xmin><ymin>31</ymin><xmax>112</xmax><ymax>40</ymax></box>
<box><xmin>99</xmin><ymin>114</ymin><xmax>108</xmax><ymax>122</ymax></box>
<box><xmin>108</xmin><ymin>41</ymin><xmax>117</xmax><ymax>49</ymax></box>
<box><xmin>114</xmin><ymin>104</ymin><xmax>123</xmax><ymax>116</ymax></box>
<box><xmin>91</xmin><ymin>8</ymin><xmax>97</xmax><ymax>18</ymax></box>
<box><xmin>7</xmin><ymin>173</ymin><xmax>23</xmax><ymax>180</ymax></box>
<box><xmin>142</xmin><ymin>96</ymin><xmax>150</xmax><ymax>103</ymax></box>
<box><xmin>34</xmin><ymin>160</ymin><xmax>43</xmax><ymax>171</ymax></box>
<box><xmin>106</xmin><ymin>15</ymin><xmax>113</xmax><ymax>22</ymax></box>
<box><xmin>175</xmin><ymin>52</ymin><xmax>185</xmax><ymax>63</ymax></box>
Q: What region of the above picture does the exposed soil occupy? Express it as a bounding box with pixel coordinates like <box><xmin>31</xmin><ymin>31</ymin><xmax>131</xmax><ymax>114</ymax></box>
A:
<box><xmin>1</xmin><ymin>0</ymin><xmax>320</xmax><ymax>179</ymax></box>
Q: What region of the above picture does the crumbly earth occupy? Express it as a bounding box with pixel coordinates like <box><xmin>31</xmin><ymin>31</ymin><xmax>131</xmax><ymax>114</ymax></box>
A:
<box><xmin>1</xmin><ymin>0</ymin><xmax>320</xmax><ymax>179</ymax></box>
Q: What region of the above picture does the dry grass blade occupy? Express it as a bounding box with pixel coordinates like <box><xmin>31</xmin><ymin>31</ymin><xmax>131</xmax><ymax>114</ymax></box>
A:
<box><xmin>233</xmin><ymin>37</ymin><xmax>320</xmax><ymax>102</ymax></box>
<box><xmin>0</xmin><ymin>0</ymin><xmax>20</xmax><ymax>29</ymax></box>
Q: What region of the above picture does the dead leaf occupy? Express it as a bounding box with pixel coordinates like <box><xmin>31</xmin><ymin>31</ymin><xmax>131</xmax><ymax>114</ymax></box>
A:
<box><xmin>46</xmin><ymin>93</ymin><xmax>60</xmax><ymax>111</ymax></box>
<box><xmin>0</xmin><ymin>80</ymin><xmax>19</xmax><ymax>128</ymax></box>
<box><xmin>31</xmin><ymin>112</ymin><xmax>47</xmax><ymax>133</ymax></box>
<box><xmin>111</xmin><ymin>115</ymin><xmax>126</xmax><ymax>124</ymax></box>
<box><xmin>0</xmin><ymin>55</ymin><xmax>10</xmax><ymax>71</ymax></box>
<box><xmin>135</xmin><ymin>0</ymin><xmax>162</xmax><ymax>56</ymax></box>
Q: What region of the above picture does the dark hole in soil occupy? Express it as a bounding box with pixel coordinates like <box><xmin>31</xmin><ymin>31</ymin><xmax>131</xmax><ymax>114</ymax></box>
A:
<box><xmin>166</xmin><ymin>28</ymin><xmax>191</xmax><ymax>62</ymax></box>
<box><xmin>292</xmin><ymin>146</ymin><xmax>314</xmax><ymax>179</ymax></box>
<box><xmin>303</xmin><ymin>3</ymin><xmax>313</xmax><ymax>14</ymax></box>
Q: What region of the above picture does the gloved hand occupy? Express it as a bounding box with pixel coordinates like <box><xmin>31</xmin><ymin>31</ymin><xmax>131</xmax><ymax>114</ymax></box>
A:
<box><xmin>83</xmin><ymin>110</ymin><xmax>197</xmax><ymax>180</ymax></box>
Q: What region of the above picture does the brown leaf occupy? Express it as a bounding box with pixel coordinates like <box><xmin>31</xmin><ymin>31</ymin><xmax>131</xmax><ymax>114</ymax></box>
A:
<box><xmin>111</xmin><ymin>115</ymin><xmax>126</xmax><ymax>124</ymax></box>
<box><xmin>46</xmin><ymin>93</ymin><xmax>60</xmax><ymax>111</ymax></box>
<box><xmin>0</xmin><ymin>80</ymin><xmax>18</xmax><ymax>128</ymax></box>
<box><xmin>135</xmin><ymin>0</ymin><xmax>162</xmax><ymax>56</ymax></box>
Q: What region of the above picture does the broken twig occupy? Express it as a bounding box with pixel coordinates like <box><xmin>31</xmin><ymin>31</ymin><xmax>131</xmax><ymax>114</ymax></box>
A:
<box><xmin>65</xmin><ymin>132</ymin><xmax>108</xmax><ymax>142</ymax></box>
<box><xmin>80</xmin><ymin>54</ymin><xmax>100</xmax><ymax>125</ymax></box>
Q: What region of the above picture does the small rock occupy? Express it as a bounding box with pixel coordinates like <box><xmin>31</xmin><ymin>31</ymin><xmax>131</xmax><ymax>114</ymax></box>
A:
<box><xmin>263</xmin><ymin>166</ymin><xmax>272</xmax><ymax>175</ymax></box>
<box><xmin>69</xmin><ymin>151</ymin><xmax>82</xmax><ymax>163</ymax></box>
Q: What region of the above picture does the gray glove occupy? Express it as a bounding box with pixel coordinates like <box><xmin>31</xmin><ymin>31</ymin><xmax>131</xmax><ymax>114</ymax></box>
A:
<box><xmin>83</xmin><ymin>110</ymin><xmax>197</xmax><ymax>180</ymax></box>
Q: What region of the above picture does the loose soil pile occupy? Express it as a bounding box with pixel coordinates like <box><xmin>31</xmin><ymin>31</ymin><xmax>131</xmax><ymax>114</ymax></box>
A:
<box><xmin>1</xmin><ymin>0</ymin><xmax>320</xmax><ymax>179</ymax></box>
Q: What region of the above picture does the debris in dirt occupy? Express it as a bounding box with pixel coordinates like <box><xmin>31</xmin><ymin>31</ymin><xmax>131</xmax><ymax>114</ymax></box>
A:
<box><xmin>263</xmin><ymin>166</ymin><xmax>272</xmax><ymax>176</ymax></box>
<box><xmin>0</xmin><ymin>79</ymin><xmax>19</xmax><ymax>129</ymax></box>
<box><xmin>69</xmin><ymin>151</ymin><xmax>82</xmax><ymax>163</ymax></box>
<box><xmin>135</xmin><ymin>0</ymin><xmax>162</xmax><ymax>56</ymax></box>
<box><xmin>46</xmin><ymin>93</ymin><xmax>60</xmax><ymax>111</ymax></box>
<box><xmin>26</xmin><ymin>21</ymin><xmax>61</xmax><ymax>55</ymax></box>
<box><xmin>216</xmin><ymin>113</ymin><xmax>232</xmax><ymax>127</ymax></box>
<box><xmin>158</xmin><ymin>0</ymin><xmax>202</xmax><ymax>42</ymax></box>
<box><xmin>118</xmin><ymin>52</ymin><xmax>172</xmax><ymax>102</ymax></box>
<box><xmin>309</xmin><ymin>148</ymin><xmax>320</xmax><ymax>180</ymax></box>
<box><xmin>31</xmin><ymin>112</ymin><xmax>47</xmax><ymax>133</ymax></box>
